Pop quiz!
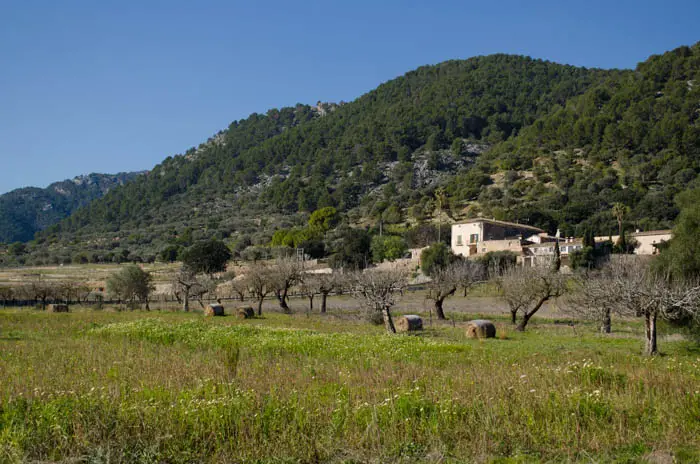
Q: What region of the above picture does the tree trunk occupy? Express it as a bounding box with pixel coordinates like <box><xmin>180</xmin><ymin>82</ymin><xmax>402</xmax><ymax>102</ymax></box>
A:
<box><xmin>434</xmin><ymin>298</ymin><xmax>447</xmax><ymax>320</ymax></box>
<box><xmin>516</xmin><ymin>313</ymin><xmax>532</xmax><ymax>332</ymax></box>
<box><xmin>183</xmin><ymin>288</ymin><xmax>190</xmax><ymax>312</ymax></box>
<box><xmin>277</xmin><ymin>289</ymin><xmax>291</xmax><ymax>313</ymax></box>
<box><xmin>382</xmin><ymin>306</ymin><xmax>396</xmax><ymax>334</ymax></box>
<box><xmin>644</xmin><ymin>312</ymin><xmax>658</xmax><ymax>355</ymax></box>
<box><xmin>516</xmin><ymin>296</ymin><xmax>549</xmax><ymax>331</ymax></box>
<box><xmin>308</xmin><ymin>294</ymin><xmax>314</xmax><ymax>312</ymax></box>
<box><xmin>256</xmin><ymin>297</ymin><xmax>264</xmax><ymax>316</ymax></box>
<box><xmin>321</xmin><ymin>292</ymin><xmax>328</xmax><ymax>313</ymax></box>
<box><xmin>600</xmin><ymin>309</ymin><xmax>611</xmax><ymax>334</ymax></box>
<box><xmin>511</xmin><ymin>309</ymin><xmax>517</xmax><ymax>324</ymax></box>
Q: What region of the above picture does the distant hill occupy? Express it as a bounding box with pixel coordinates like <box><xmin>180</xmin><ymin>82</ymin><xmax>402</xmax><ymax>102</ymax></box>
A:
<box><xmin>8</xmin><ymin>42</ymin><xmax>700</xmax><ymax>266</ymax></box>
<box><xmin>0</xmin><ymin>172</ymin><xmax>143</xmax><ymax>243</ymax></box>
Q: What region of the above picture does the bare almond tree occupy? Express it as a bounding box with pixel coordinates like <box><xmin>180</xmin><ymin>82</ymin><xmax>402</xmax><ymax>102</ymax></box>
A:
<box><xmin>306</xmin><ymin>272</ymin><xmax>343</xmax><ymax>313</ymax></box>
<box><xmin>245</xmin><ymin>263</ymin><xmax>274</xmax><ymax>316</ymax></box>
<box><xmin>26</xmin><ymin>275</ymin><xmax>59</xmax><ymax>309</ymax></box>
<box><xmin>350</xmin><ymin>269</ymin><xmax>408</xmax><ymax>333</ymax></box>
<box><xmin>269</xmin><ymin>257</ymin><xmax>303</xmax><ymax>313</ymax></box>
<box><xmin>299</xmin><ymin>275</ymin><xmax>321</xmax><ymax>313</ymax></box>
<box><xmin>499</xmin><ymin>265</ymin><xmax>566</xmax><ymax>331</ymax></box>
<box><xmin>172</xmin><ymin>266</ymin><xmax>212</xmax><ymax>312</ymax></box>
<box><xmin>0</xmin><ymin>286</ymin><xmax>14</xmax><ymax>308</ymax></box>
<box><xmin>427</xmin><ymin>260</ymin><xmax>485</xmax><ymax>320</ymax></box>
<box><xmin>221</xmin><ymin>276</ymin><xmax>248</xmax><ymax>302</ymax></box>
<box><xmin>607</xmin><ymin>256</ymin><xmax>700</xmax><ymax>355</ymax></box>
<box><xmin>564</xmin><ymin>269</ymin><xmax>618</xmax><ymax>333</ymax></box>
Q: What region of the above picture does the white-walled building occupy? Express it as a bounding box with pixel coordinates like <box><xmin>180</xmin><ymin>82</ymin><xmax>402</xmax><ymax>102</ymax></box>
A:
<box><xmin>451</xmin><ymin>219</ymin><xmax>545</xmax><ymax>258</ymax></box>
<box><xmin>595</xmin><ymin>230</ymin><xmax>672</xmax><ymax>255</ymax></box>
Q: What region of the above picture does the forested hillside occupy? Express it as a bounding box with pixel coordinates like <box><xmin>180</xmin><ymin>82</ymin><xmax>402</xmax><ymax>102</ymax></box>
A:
<box><xmin>453</xmin><ymin>42</ymin><xmax>700</xmax><ymax>236</ymax></box>
<box><xmin>57</xmin><ymin>54</ymin><xmax>611</xmax><ymax>233</ymax></box>
<box><xmin>0</xmin><ymin>172</ymin><xmax>142</xmax><ymax>243</ymax></box>
<box><xmin>5</xmin><ymin>43</ymin><xmax>699</xmax><ymax>266</ymax></box>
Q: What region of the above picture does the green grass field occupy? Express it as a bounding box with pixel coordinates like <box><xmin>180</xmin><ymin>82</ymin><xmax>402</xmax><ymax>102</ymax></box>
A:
<box><xmin>1</xmin><ymin>301</ymin><xmax>699</xmax><ymax>463</ymax></box>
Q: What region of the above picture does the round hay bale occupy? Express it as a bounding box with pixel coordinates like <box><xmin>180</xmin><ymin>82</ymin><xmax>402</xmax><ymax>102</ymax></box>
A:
<box><xmin>48</xmin><ymin>304</ymin><xmax>69</xmax><ymax>313</ymax></box>
<box><xmin>204</xmin><ymin>303</ymin><xmax>225</xmax><ymax>317</ymax></box>
<box><xmin>396</xmin><ymin>315</ymin><xmax>423</xmax><ymax>333</ymax></box>
<box><xmin>236</xmin><ymin>306</ymin><xmax>255</xmax><ymax>319</ymax></box>
<box><xmin>465</xmin><ymin>319</ymin><xmax>496</xmax><ymax>339</ymax></box>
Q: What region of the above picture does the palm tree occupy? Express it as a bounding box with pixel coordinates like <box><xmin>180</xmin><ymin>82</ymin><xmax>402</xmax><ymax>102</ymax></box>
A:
<box><xmin>611</xmin><ymin>203</ymin><xmax>629</xmax><ymax>238</ymax></box>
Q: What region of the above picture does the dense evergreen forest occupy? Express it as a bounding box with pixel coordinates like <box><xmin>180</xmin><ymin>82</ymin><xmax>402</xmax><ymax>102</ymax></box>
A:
<box><xmin>2</xmin><ymin>43</ymin><xmax>699</xmax><ymax>266</ymax></box>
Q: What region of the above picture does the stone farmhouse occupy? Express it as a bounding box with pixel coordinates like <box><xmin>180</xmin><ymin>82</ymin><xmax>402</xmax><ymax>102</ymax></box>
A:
<box><xmin>451</xmin><ymin>219</ymin><xmax>547</xmax><ymax>258</ymax></box>
<box><xmin>451</xmin><ymin>219</ymin><xmax>671</xmax><ymax>266</ymax></box>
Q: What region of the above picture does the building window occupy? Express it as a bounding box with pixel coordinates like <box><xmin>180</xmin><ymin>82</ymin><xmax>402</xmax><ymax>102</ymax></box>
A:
<box><xmin>456</xmin><ymin>235</ymin><xmax>463</xmax><ymax>246</ymax></box>
<box><xmin>469</xmin><ymin>234</ymin><xmax>479</xmax><ymax>244</ymax></box>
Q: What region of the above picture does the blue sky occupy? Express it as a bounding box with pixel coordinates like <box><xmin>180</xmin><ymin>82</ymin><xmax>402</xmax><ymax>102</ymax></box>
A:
<box><xmin>0</xmin><ymin>0</ymin><xmax>698</xmax><ymax>194</ymax></box>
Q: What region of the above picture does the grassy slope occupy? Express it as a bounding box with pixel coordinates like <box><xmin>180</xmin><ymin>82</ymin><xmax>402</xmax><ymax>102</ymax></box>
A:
<box><xmin>1</xmin><ymin>305</ymin><xmax>699</xmax><ymax>463</ymax></box>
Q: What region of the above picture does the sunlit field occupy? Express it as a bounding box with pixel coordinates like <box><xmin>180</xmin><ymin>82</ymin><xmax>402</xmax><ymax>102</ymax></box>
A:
<box><xmin>1</xmin><ymin>297</ymin><xmax>699</xmax><ymax>463</ymax></box>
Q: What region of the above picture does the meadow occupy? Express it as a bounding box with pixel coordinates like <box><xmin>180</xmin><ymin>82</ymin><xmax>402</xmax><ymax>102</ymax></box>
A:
<box><xmin>1</xmin><ymin>296</ymin><xmax>699</xmax><ymax>463</ymax></box>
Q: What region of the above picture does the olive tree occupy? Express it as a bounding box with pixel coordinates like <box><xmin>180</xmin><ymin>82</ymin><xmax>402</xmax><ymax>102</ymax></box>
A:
<box><xmin>107</xmin><ymin>265</ymin><xmax>154</xmax><ymax>310</ymax></box>
<box><xmin>180</xmin><ymin>239</ymin><xmax>232</xmax><ymax>275</ymax></box>
<box><xmin>350</xmin><ymin>269</ymin><xmax>408</xmax><ymax>333</ymax></box>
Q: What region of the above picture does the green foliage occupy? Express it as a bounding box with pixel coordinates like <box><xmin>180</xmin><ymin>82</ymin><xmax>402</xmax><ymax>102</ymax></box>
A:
<box><xmin>106</xmin><ymin>264</ymin><xmax>153</xmax><ymax>307</ymax></box>
<box><xmin>8</xmin><ymin>242</ymin><xmax>26</xmax><ymax>256</ymax></box>
<box><xmin>613</xmin><ymin>234</ymin><xmax>637</xmax><ymax>254</ymax></box>
<box><xmin>308</xmin><ymin>207</ymin><xmax>340</xmax><ymax>232</ymax></box>
<box><xmin>159</xmin><ymin>245</ymin><xmax>181</xmax><ymax>263</ymax></box>
<box><xmin>371</xmin><ymin>235</ymin><xmax>409</xmax><ymax>262</ymax></box>
<box><xmin>570</xmin><ymin>247</ymin><xmax>596</xmax><ymax>270</ymax></box>
<box><xmin>180</xmin><ymin>240</ymin><xmax>232</xmax><ymax>275</ymax></box>
<box><xmin>655</xmin><ymin>188</ymin><xmax>700</xmax><ymax>280</ymax></box>
<box><xmin>420</xmin><ymin>242</ymin><xmax>456</xmax><ymax>276</ymax></box>
<box><xmin>329</xmin><ymin>228</ymin><xmax>372</xmax><ymax>270</ymax></box>
<box><xmin>477</xmin><ymin>251</ymin><xmax>518</xmax><ymax>276</ymax></box>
